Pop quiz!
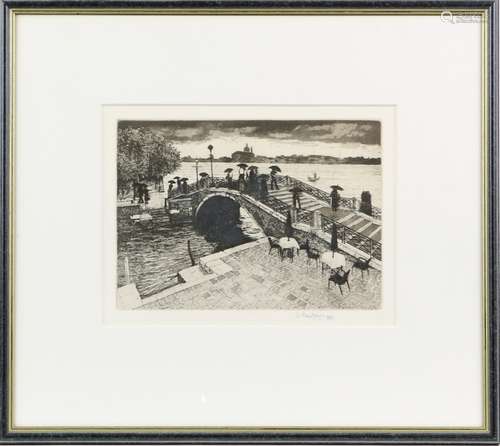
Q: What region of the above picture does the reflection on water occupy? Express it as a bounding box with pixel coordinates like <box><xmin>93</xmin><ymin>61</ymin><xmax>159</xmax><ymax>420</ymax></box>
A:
<box><xmin>117</xmin><ymin>206</ymin><xmax>264</xmax><ymax>297</ymax></box>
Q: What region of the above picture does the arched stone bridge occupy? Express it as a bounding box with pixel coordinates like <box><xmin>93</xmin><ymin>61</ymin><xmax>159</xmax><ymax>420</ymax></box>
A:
<box><xmin>166</xmin><ymin>176</ymin><xmax>382</xmax><ymax>262</ymax></box>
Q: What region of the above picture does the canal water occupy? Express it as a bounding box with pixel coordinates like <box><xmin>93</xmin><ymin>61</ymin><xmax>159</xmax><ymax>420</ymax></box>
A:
<box><xmin>117</xmin><ymin>206</ymin><xmax>265</xmax><ymax>298</ymax></box>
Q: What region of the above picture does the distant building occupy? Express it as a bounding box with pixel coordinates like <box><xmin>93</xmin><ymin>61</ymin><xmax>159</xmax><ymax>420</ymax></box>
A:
<box><xmin>231</xmin><ymin>143</ymin><xmax>255</xmax><ymax>163</ymax></box>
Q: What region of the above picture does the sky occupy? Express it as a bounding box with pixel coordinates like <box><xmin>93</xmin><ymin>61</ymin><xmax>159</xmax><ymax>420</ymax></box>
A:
<box><xmin>119</xmin><ymin>120</ymin><xmax>382</xmax><ymax>158</ymax></box>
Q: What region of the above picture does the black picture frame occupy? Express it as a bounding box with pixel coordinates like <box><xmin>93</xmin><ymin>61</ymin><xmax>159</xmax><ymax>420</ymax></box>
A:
<box><xmin>0</xmin><ymin>1</ymin><xmax>498</xmax><ymax>444</ymax></box>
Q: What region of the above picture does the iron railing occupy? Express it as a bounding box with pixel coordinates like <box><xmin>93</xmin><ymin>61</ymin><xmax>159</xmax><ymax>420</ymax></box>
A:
<box><xmin>166</xmin><ymin>176</ymin><xmax>382</xmax><ymax>260</ymax></box>
<box><xmin>321</xmin><ymin>215</ymin><xmax>382</xmax><ymax>260</ymax></box>
<box><xmin>277</xmin><ymin>175</ymin><xmax>381</xmax><ymax>219</ymax></box>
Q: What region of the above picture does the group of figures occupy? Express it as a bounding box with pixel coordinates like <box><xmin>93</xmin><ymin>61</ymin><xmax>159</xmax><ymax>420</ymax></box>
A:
<box><xmin>132</xmin><ymin>182</ymin><xmax>151</xmax><ymax>204</ymax></box>
<box><xmin>167</xmin><ymin>177</ymin><xmax>190</xmax><ymax>196</ymax></box>
<box><xmin>166</xmin><ymin>165</ymin><xmax>284</xmax><ymax>201</ymax></box>
<box><xmin>164</xmin><ymin>162</ymin><xmax>347</xmax><ymax>214</ymax></box>
<box><xmin>225</xmin><ymin>164</ymin><xmax>280</xmax><ymax>198</ymax></box>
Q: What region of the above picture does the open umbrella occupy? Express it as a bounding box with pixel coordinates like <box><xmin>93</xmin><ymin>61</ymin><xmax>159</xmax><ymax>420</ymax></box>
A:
<box><xmin>199</xmin><ymin>172</ymin><xmax>209</xmax><ymax>177</ymax></box>
<box><xmin>181</xmin><ymin>177</ymin><xmax>188</xmax><ymax>182</ymax></box>
<box><xmin>224</xmin><ymin>168</ymin><xmax>233</xmax><ymax>173</ymax></box>
<box><xmin>331</xmin><ymin>185</ymin><xmax>344</xmax><ymax>191</ymax></box>
<box><xmin>269</xmin><ymin>165</ymin><xmax>282</xmax><ymax>172</ymax></box>
<box><xmin>237</xmin><ymin>163</ymin><xmax>248</xmax><ymax>170</ymax></box>
<box><xmin>285</xmin><ymin>210</ymin><xmax>293</xmax><ymax>241</ymax></box>
<box><xmin>331</xmin><ymin>221</ymin><xmax>338</xmax><ymax>252</ymax></box>
<box><xmin>167</xmin><ymin>180</ymin><xmax>176</xmax><ymax>184</ymax></box>
<box><xmin>173</xmin><ymin>176</ymin><xmax>180</xmax><ymax>180</ymax></box>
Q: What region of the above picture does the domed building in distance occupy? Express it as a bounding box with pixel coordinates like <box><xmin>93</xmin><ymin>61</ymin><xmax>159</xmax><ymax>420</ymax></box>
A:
<box><xmin>231</xmin><ymin>143</ymin><xmax>255</xmax><ymax>163</ymax></box>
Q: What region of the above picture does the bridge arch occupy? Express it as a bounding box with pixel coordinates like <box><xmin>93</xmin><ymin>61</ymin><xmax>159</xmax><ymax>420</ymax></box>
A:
<box><xmin>194</xmin><ymin>190</ymin><xmax>242</xmax><ymax>218</ymax></box>
<box><xmin>195</xmin><ymin>192</ymin><xmax>241</xmax><ymax>228</ymax></box>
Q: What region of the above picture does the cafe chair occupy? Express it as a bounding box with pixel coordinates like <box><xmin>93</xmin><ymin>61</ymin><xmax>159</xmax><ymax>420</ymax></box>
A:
<box><xmin>304</xmin><ymin>240</ymin><xmax>320</xmax><ymax>268</ymax></box>
<box><xmin>267</xmin><ymin>237</ymin><xmax>281</xmax><ymax>256</ymax></box>
<box><xmin>352</xmin><ymin>257</ymin><xmax>372</xmax><ymax>278</ymax></box>
<box><xmin>328</xmin><ymin>268</ymin><xmax>351</xmax><ymax>295</ymax></box>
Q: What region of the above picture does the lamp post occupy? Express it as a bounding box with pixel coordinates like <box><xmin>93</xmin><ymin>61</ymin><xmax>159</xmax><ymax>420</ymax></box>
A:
<box><xmin>195</xmin><ymin>159</ymin><xmax>199</xmax><ymax>189</ymax></box>
<box><xmin>208</xmin><ymin>144</ymin><xmax>214</xmax><ymax>186</ymax></box>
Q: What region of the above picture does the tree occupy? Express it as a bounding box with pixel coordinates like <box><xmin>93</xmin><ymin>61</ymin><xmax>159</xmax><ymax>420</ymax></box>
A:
<box><xmin>117</xmin><ymin>127</ymin><xmax>181</xmax><ymax>196</ymax></box>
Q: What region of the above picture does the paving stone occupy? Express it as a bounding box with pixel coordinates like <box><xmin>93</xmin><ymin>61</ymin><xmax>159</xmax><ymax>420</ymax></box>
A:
<box><xmin>142</xmin><ymin>242</ymin><xmax>381</xmax><ymax>310</ymax></box>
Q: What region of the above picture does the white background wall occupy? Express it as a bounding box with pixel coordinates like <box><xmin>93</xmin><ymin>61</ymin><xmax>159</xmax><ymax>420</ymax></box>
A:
<box><xmin>14</xmin><ymin>14</ymin><xmax>483</xmax><ymax>428</ymax></box>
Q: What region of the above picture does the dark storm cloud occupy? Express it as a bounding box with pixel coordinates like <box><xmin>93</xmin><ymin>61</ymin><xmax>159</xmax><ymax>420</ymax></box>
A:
<box><xmin>118</xmin><ymin>120</ymin><xmax>381</xmax><ymax>145</ymax></box>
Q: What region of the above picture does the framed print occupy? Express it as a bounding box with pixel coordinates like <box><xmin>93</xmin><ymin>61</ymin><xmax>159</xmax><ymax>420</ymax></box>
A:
<box><xmin>1</xmin><ymin>0</ymin><xmax>498</xmax><ymax>444</ymax></box>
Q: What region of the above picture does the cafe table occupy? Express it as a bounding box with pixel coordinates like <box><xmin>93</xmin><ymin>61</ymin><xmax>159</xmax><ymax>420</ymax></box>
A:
<box><xmin>320</xmin><ymin>251</ymin><xmax>346</xmax><ymax>275</ymax></box>
<box><xmin>279</xmin><ymin>237</ymin><xmax>300</xmax><ymax>261</ymax></box>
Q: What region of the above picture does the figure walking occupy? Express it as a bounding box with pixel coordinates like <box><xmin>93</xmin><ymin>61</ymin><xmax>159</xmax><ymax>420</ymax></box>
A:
<box><xmin>259</xmin><ymin>175</ymin><xmax>269</xmax><ymax>200</ymax></box>
<box><xmin>330</xmin><ymin>185</ymin><xmax>343</xmax><ymax>212</ymax></box>
<box><xmin>238</xmin><ymin>172</ymin><xmax>246</xmax><ymax>192</ymax></box>
<box><xmin>132</xmin><ymin>181</ymin><xmax>139</xmax><ymax>202</ymax></box>
<box><xmin>137</xmin><ymin>183</ymin><xmax>145</xmax><ymax>203</ymax></box>
<box><xmin>270</xmin><ymin>169</ymin><xmax>279</xmax><ymax>190</ymax></box>
<box><xmin>292</xmin><ymin>187</ymin><xmax>302</xmax><ymax>209</ymax></box>
<box><xmin>167</xmin><ymin>180</ymin><xmax>174</xmax><ymax>197</ymax></box>
<box><xmin>181</xmin><ymin>178</ymin><xmax>189</xmax><ymax>194</ymax></box>
<box><xmin>224</xmin><ymin>168</ymin><xmax>233</xmax><ymax>189</ymax></box>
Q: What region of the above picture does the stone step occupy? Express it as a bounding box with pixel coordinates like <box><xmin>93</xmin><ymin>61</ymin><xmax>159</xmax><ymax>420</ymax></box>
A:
<box><xmin>347</xmin><ymin>217</ymin><xmax>366</xmax><ymax>228</ymax></box>
<box><xmin>350</xmin><ymin>218</ymin><xmax>372</xmax><ymax>231</ymax></box>
<box><xmin>358</xmin><ymin>221</ymin><xmax>373</xmax><ymax>233</ymax></box>
<box><xmin>360</xmin><ymin>222</ymin><xmax>380</xmax><ymax>237</ymax></box>
<box><xmin>277</xmin><ymin>199</ymin><xmax>324</xmax><ymax>212</ymax></box>
<box><xmin>268</xmin><ymin>190</ymin><xmax>291</xmax><ymax>197</ymax></box>
<box><xmin>279</xmin><ymin>196</ymin><xmax>318</xmax><ymax>205</ymax></box>
<box><xmin>270</xmin><ymin>190</ymin><xmax>325</xmax><ymax>207</ymax></box>
<box><xmin>368</xmin><ymin>226</ymin><xmax>382</xmax><ymax>238</ymax></box>
<box><xmin>337</xmin><ymin>213</ymin><xmax>356</xmax><ymax>224</ymax></box>
<box><xmin>306</xmin><ymin>203</ymin><xmax>327</xmax><ymax>212</ymax></box>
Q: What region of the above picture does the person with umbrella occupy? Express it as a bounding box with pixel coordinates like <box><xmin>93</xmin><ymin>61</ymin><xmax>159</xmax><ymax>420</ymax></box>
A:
<box><xmin>199</xmin><ymin>172</ymin><xmax>209</xmax><ymax>188</ymax></box>
<box><xmin>181</xmin><ymin>177</ymin><xmax>189</xmax><ymax>194</ymax></box>
<box><xmin>248</xmin><ymin>166</ymin><xmax>258</xmax><ymax>195</ymax></box>
<box><xmin>224</xmin><ymin>168</ymin><xmax>233</xmax><ymax>188</ymax></box>
<box><xmin>167</xmin><ymin>179</ymin><xmax>175</xmax><ymax>197</ymax></box>
<box><xmin>269</xmin><ymin>165</ymin><xmax>281</xmax><ymax>190</ymax></box>
<box><xmin>258</xmin><ymin>174</ymin><xmax>269</xmax><ymax>200</ymax></box>
<box><xmin>237</xmin><ymin>163</ymin><xmax>248</xmax><ymax>192</ymax></box>
<box><xmin>142</xmin><ymin>183</ymin><xmax>150</xmax><ymax>205</ymax></box>
<box><xmin>137</xmin><ymin>182</ymin><xmax>145</xmax><ymax>203</ymax></box>
<box><xmin>174</xmin><ymin>176</ymin><xmax>181</xmax><ymax>191</ymax></box>
<box><xmin>330</xmin><ymin>185</ymin><xmax>343</xmax><ymax>212</ymax></box>
<box><xmin>132</xmin><ymin>180</ymin><xmax>139</xmax><ymax>202</ymax></box>
<box><xmin>290</xmin><ymin>185</ymin><xmax>302</xmax><ymax>209</ymax></box>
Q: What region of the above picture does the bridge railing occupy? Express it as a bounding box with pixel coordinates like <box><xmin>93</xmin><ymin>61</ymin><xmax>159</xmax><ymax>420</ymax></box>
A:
<box><xmin>166</xmin><ymin>182</ymin><xmax>198</xmax><ymax>199</ymax></box>
<box><xmin>321</xmin><ymin>214</ymin><xmax>382</xmax><ymax>260</ymax></box>
<box><xmin>167</xmin><ymin>175</ymin><xmax>381</xmax><ymax>220</ymax></box>
<box><xmin>166</xmin><ymin>176</ymin><xmax>381</xmax><ymax>260</ymax></box>
<box><xmin>277</xmin><ymin>175</ymin><xmax>381</xmax><ymax>220</ymax></box>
